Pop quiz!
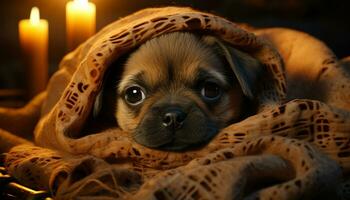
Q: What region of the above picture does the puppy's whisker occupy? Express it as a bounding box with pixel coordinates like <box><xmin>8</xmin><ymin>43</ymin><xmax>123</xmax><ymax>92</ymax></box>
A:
<box><xmin>205</xmin><ymin>69</ymin><xmax>229</xmax><ymax>87</ymax></box>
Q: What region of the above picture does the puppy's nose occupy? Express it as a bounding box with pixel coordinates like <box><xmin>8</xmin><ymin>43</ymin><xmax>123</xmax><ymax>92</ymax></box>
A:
<box><xmin>162</xmin><ymin>108</ymin><xmax>187</xmax><ymax>130</ymax></box>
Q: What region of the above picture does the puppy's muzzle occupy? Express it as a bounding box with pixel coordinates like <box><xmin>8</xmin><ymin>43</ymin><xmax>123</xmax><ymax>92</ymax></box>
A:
<box><xmin>162</xmin><ymin>107</ymin><xmax>187</xmax><ymax>131</ymax></box>
<box><xmin>134</xmin><ymin>96</ymin><xmax>217</xmax><ymax>151</ymax></box>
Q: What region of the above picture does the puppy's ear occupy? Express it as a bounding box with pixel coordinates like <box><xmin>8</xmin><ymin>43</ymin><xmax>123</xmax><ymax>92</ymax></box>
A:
<box><xmin>92</xmin><ymin>76</ymin><xmax>118</xmax><ymax>120</ymax></box>
<box><xmin>93</xmin><ymin>88</ymin><xmax>103</xmax><ymax>118</ymax></box>
<box><xmin>203</xmin><ymin>36</ymin><xmax>262</xmax><ymax>99</ymax></box>
<box><xmin>92</xmin><ymin>67</ymin><xmax>120</xmax><ymax>120</ymax></box>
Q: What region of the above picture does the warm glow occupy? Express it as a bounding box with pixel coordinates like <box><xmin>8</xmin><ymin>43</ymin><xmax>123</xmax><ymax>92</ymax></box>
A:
<box><xmin>19</xmin><ymin>6</ymin><xmax>49</xmax><ymax>97</ymax></box>
<box><xmin>66</xmin><ymin>0</ymin><xmax>96</xmax><ymax>50</ymax></box>
<box><xmin>30</xmin><ymin>7</ymin><xmax>40</xmax><ymax>25</ymax></box>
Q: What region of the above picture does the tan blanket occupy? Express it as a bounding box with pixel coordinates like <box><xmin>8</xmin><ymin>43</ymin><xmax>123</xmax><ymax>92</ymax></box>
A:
<box><xmin>1</xmin><ymin>7</ymin><xmax>350</xmax><ymax>199</ymax></box>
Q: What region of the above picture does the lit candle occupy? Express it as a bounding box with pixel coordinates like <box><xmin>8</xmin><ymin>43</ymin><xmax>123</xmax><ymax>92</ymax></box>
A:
<box><xmin>19</xmin><ymin>7</ymin><xmax>49</xmax><ymax>98</ymax></box>
<box><xmin>66</xmin><ymin>0</ymin><xmax>96</xmax><ymax>51</ymax></box>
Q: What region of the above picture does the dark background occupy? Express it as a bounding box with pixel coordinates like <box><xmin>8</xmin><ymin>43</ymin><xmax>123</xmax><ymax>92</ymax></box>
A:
<box><xmin>0</xmin><ymin>0</ymin><xmax>349</xmax><ymax>90</ymax></box>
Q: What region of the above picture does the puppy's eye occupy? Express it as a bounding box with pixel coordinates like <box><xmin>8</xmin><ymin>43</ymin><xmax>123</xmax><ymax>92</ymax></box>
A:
<box><xmin>125</xmin><ymin>85</ymin><xmax>146</xmax><ymax>105</ymax></box>
<box><xmin>200</xmin><ymin>81</ymin><xmax>222</xmax><ymax>101</ymax></box>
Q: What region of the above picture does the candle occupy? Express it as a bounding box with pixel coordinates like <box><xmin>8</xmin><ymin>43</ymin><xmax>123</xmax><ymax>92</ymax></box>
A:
<box><xmin>66</xmin><ymin>0</ymin><xmax>96</xmax><ymax>51</ymax></box>
<box><xmin>19</xmin><ymin>7</ymin><xmax>49</xmax><ymax>98</ymax></box>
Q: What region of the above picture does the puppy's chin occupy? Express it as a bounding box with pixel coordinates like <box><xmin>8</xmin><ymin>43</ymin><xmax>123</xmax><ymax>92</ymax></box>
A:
<box><xmin>133</xmin><ymin>107</ymin><xmax>219</xmax><ymax>151</ymax></box>
<box><xmin>133</xmin><ymin>124</ymin><xmax>218</xmax><ymax>151</ymax></box>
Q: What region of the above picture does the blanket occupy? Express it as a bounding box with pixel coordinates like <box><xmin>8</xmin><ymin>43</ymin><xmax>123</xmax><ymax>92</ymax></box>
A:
<box><xmin>1</xmin><ymin>7</ymin><xmax>350</xmax><ymax>200</ymax></box>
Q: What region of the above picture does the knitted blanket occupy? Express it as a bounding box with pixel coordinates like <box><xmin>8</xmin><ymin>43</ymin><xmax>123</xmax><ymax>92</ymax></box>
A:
<box><xmin>1</xmin><ymin>7</ymin><xmax>350</xmax><ymax>200</ymax></box>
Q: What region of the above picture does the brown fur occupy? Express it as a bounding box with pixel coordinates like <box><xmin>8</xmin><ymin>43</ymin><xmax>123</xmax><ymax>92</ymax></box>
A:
<box><xmin>115</xmin><ymin>32</ymin><xmax>254</xmax><ymax>150</ymax></box>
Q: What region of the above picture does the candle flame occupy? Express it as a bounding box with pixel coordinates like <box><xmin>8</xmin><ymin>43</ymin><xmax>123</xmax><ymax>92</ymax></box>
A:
<box><xmin>74</xmin><ymin>0</ymin><xmax>89</xmax><ymax>5</ymax></box>
<box><xmin>30</xmin><ymin>7</ymin><xmax>40</xmax><ymax>25</ymax></box>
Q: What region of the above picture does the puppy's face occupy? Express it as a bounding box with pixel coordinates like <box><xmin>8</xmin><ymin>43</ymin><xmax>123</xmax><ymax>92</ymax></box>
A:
<box><xmin>115</xmin><ymin>32</ymin><xmax>252</xmax><ymax>151</ymax></box>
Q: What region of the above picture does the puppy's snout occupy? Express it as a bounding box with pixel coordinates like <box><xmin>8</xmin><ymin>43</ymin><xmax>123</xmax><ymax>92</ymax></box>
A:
<box><xmin>162</xmin><ymin>108</ymin><xmax>187</xmax><ymax>130</ymax></box>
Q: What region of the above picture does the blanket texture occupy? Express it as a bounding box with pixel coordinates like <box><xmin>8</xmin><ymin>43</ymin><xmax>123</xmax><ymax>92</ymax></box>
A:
<box><xmin>1</xmin><ymin>7</ymin><xmax>350</xmax><ymax>200</ymax></box>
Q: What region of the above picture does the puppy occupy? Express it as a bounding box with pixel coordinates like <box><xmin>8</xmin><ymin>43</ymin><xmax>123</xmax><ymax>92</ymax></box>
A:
<box><xmin>95</xmin><ymin>32</ymin><xmax>261</xmax><ymax>151</ymax></box>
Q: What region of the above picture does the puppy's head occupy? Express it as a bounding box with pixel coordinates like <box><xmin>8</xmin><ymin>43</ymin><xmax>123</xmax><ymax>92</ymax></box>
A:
<box><xmin>113</xmin><ymin>32</ymin><xmax>261</xmax><ymax>151</ymax></box>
